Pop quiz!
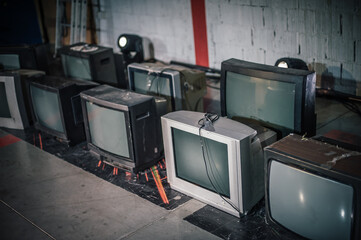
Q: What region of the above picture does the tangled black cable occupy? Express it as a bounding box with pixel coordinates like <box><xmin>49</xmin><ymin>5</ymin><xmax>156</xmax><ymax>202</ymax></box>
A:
<box><xmin>198</xmin><ymin>113</ymin><xmax>242</xmax><ymax>218</ymax></box>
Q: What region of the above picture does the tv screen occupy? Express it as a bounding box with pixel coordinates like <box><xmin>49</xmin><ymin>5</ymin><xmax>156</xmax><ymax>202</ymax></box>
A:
<box><xmin>0</xmin><ymin>70</ymin><xmax>44</xmax><ymax>129</ymax></box>
<box><xmin>29</xmin><ymin>76</ymin><xmax>97</xmax><ymax>145</ymax></box>
<box><xmin>221</xmin><ymin>58</ymin><xmax>316</xmax><ymax>137</ymax></box>
<box><xmin>128</xmin><ymin>62</ymin><xmax>207</xmax><ymax>112</ymax></box>
<box><xmin>0</xmin><ymin>44</ymin><xmax>49</xmax><ymax>72</ymax></box>
<box><xmin>85</xmin><ymin>101</ymin><xmax>130</xmax><ymax>158</ymax></box>
<box><xmin>30</xmin><ymin>84</ymin><xmax>64</xmax><ymax>133</ymax></box>
<box><xmin>0</xmin><ymin>54</ymin><xmax>20</xmax><ymax>70</ymax></box>
<box><xmin>81</xmin><ymin>85</ymin><xmax>164</xmax><ymax>172</ymax></box>
<box><xmin>265</xmin><ymin>134</ymin><xmax>361</xmax><ymax>239</ymax></box>
<box><xmin>58</xmin><ymin>43</ymin><xmax>119</xmax><ymax>87</ymax></box>
<box><xmin>61</xmin><ymin>54</ymin><xmax>91</xmax><ymax>80</ymax></box>
<box><xmin>162</xmin><ymin>110</ymin><xmax>276</xmax><ymax>216</ymax></box>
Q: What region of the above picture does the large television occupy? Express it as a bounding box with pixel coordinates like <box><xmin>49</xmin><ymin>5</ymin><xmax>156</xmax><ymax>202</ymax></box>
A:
<box><xmin>58</xmin><ymin>43</ymin><xmax>119</xmax><ymax>86</ymax></box>
<box><xmin>0</xmin><ymin>44</ymin><xmax>49</xmax><ymax>72</ymax></box>
<box><xmin>221</xmin><ymin>58</ymin><xmax>316</xmax><ymax>138</ymax></box>
<box><xmin>29</xmin><ymin>76</ymin><xmax>98</xmax><ymax>145</ymax></box>
<box><xmin>264</xmin><ymin>134</ymin><xmax>361</xmax><ymax>240</ymax></box>
<box><xmin>128</xmin><ymin>62</ymin><xmax>207</xmax><ymax>112</ymax></box>
<box><xmin>80</xmin><ymin>85</ymin><xmax>165</xmax><ymax>172</ymax></box>
<box><xmin>0</xmin><ymin>69</ymin><xmax>44</xmax><ymax>129</ymax></box>
<box><xmin>161</xmin><ymin>110</ymin><xmax>276</xmax><ymax>217</ymax></box>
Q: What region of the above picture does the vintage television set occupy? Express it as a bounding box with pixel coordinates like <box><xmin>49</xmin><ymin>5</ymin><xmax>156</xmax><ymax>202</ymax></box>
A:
<box><xmin>0</xmin><ymin>44</ymin><xmax>49</xmax><ymax>72</ymax></box>
<box><xmin>0</xmin><ymin>69</ymin><xmax>44</xmax><ymax>129</ymax></box>
<box><xmin>264</xmin><ymin>134</ymin><xmax>361</xmax><ymax>239</ymax></box>
<box><xmin>80</xmin><ymin>85</ymin><xmax>165</xmax><ymax>172</ymax></box>
<box><xmin>161</xmin><ymin>110</ymin><xmax>277</xmax><ymax>217</ymax></box>
<box><xmin>58</xmin><ymin>42</ymin><xmax>120</xmax><ymax>87</ymax></box>
<box><xmin>29</xmin><ymin>76</ymin><xmax>98</xmax><ymax>145</ymax></box>
<box><xmin>221</xmin><ymin>58</ymin><xmax>316</xmax><ymax>138</ymax></box>
<box><xmin>128</xmin><ymin>62</ymin><xmax>207</xmax><ymax>113</ymax></box>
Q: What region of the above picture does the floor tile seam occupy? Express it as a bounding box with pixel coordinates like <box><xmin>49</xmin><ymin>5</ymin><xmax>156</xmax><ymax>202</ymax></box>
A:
<box><xmin>0</xmin><ymin>199</ymin><xmax>57</xmax><ymax>240</ymax></box>
<box><xmin>316</xmin><ymin>109</ymin><xmax>350</xmax><ymax>130</ymax></box>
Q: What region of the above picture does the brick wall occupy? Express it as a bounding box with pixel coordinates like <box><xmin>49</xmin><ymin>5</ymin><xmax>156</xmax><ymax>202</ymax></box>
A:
<box><xmin>94</xmin><ymin>0</ymin><xmax>361</xmax><ymax>95</ymax></box>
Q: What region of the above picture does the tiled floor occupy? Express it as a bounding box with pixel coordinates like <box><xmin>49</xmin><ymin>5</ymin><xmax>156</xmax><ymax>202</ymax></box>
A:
<box><xmin>0</xmin><ymin>96</ymin><xmax>360</xmax><ymax>239</ymax></box>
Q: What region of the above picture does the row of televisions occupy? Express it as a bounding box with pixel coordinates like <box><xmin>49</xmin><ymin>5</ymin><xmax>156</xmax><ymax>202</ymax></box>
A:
<box><xmin>0</xmin><ymin>43</ymin><xmax>360</xmax><ymax>240</ymax></box>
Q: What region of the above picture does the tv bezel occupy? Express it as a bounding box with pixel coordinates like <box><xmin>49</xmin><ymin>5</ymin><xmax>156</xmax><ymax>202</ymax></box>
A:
<box><xmin>220</xmin><ymin>58</ymin><xmax>316</xmax><ymax>137</ymax></box>
<box><xmin>264</xmin><ymin>139</ymin><xmax>361</xmax><ymax>239</ymax></box>
<box><xmin>0</xmin><ymin>73</ymin><xmax>28</xmax><ymax>129</ymax></box>
<box><xmin>128</xmin><ymin>63</ymin><xmax>182</xmax><ymax>111</ymax></box>
<box><xmin>81</xmin><ymin>96</ymin><xmax>136</xmax><ymax>168</ymax></box>
<box><xmin>29</xmin><ymin>76</ymin><xmax>97</xmax><ymax>145</ymax></box>
<box><xmin>29</xmin><ymin>81</ymin><xmax>68</xmax><ymax>140</ymax></box>
<box><xmin>162</xmin><ymin>110</ymin><xmax>265</xmax><ymax>217</ymax></box>
<box><xmin>80</xmin><ymin>85</ymin><xmax>163</xmax><ymax>172</ymax></box>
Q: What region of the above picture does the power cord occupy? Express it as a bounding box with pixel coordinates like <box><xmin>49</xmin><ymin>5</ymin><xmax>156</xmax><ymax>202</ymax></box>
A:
<box><xmin>198</xmin><ymin>113</ymin><xmax>242</xmax><ymax>218</ymax></box>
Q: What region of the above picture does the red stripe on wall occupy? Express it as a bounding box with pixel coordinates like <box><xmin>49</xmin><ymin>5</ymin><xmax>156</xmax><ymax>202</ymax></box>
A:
<box><xmin>190</xmin><ymin>0</ymin><xmax>209</xmax><ymax>67</ymax></box>
<box><xmin>0</xmin><ymin>134</ymin><xmax>21</xmax><ymax>148</ymax></box>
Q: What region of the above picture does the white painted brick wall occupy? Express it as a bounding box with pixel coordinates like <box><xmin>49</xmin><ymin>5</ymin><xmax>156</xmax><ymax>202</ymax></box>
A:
<box><xmin>94</xmin><ymin>0</ymin><xmax>361</xmax><ymax>92</ymax></box>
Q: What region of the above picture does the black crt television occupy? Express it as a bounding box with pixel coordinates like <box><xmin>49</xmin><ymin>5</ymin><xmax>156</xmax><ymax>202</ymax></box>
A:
<box><xmin>0</xmin><ymin>69</ymin><xmax>44</xmax><ymax>129</ymax></box>
<box><xmin>80</xmin><ymin>85</ymin><xmax>164</xmax><ymax>172</ymax></box>
<box><xmin>221</xmin><ymin>58</ymin><xmax>316</xmax><ymax>138</ymax></box>
<box><xmin>128</xmin><ymin>62</ymin><xmax>207</xmax><ymax>113</ymax></box>
<box><xmin>28</xmin><ymin>75</ymin><xmax>98</xmax><ymax>146</ymax></box>
<box><xmin>58</xmin><ymin>42</ymin><xmax>119</xmax><ymax>87</ymax></box>
<box><xmin>264</xmin><ymin>134</ymin><xmax>361</xmax><ymax>239</ymax></box>
<box><xmin>0</xmin><ymin>44</ymin><xmax>49</xmax><ymax>72</ymax></box>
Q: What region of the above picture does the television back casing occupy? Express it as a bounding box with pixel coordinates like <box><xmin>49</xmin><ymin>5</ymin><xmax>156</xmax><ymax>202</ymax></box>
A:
<box><xmin>80</xmin><ymin>85</ymin><xmax>164</xmax><ymax>172</ymax></box>
<box><xmin>128</xmin><ymin>62</ymin><xmax>207</xmax><ymax>112</ymax></box>
<box><xmin>0</xmin><ymin>69</ymin><xmax>45</xmax><ymax>129</ymax></box>
<box><xmin>221</xmin><ymin>58</ymin><xmax>316</xmax><ymax>138</ymax></box>
<box><xmin>29</xmin><ymin>76</ymin><xmax>98</xmax><ymax>145</ymax></box>
<box><xmin>58</xmin><ymin>43</ymin><xmax>118</xmax><ymax>86</ymax></box>
<box><xmin>162</xmin><ymin>110</ymin><xmax>276</xmax><ymax>217</ymax></box>
<box><xmin>264</xmin><ymin>134</ymin><xmax>361</xmax><ymax>239</ymax></box>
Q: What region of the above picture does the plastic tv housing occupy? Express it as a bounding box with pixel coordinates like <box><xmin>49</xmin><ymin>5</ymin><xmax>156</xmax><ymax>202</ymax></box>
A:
<box><xmin>28</xmin><ymin>75</ymin><xmax>98</xmax><ymax>146</ymax></box>
<box><xmin>161</xmin><ymin>110</ymin><xmax>276</xmax><ymax>217</ymax></box>
<box><xmin>221</xmin><ymin>58</ymin><xmax>316</xmax><ymax>138</ymax></box>
<box><xmin>128</xmin><ymin>62</ymin><xmax>207</xmax><ymax>113</ymax></box>
<box><xmin>58</xmin><ymin>42</ymin><xmax>119</xmax><ymax>86</ymax></box>
<box><xmin>264</xmin><ymin>134</ymin><xmax>361</xmax><ymax>240</ymax></box>
<box><xmin>0</xmin><ymin>44</ymin><xmax>49</xmax><ymax>72</ymax></box>
<box><xmin>80</xmin><ymin>85</ymin><xmax>165</xmax><ymax>172</ymax></box>
<box><xmin>0</xmin><ymin>69</ymin><xmax>44</xmax><ymax>129</ymax></box>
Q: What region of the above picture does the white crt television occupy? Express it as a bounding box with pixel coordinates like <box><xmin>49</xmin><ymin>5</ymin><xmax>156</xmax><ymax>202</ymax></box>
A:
<box><xmin>161</xmin><ymin>110</ymin><xmax>270</xmax><ymax>217</ymax></box>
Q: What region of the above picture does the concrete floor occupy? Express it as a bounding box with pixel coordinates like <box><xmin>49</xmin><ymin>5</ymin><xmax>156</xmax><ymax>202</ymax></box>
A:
<box><xmin>0</xmin><ymin>96</ymin><xmax>360</xmax><ymax>240</ymax></box>
<box><xmin>0</xmin><ymin>129</ymin><xmax>219</xmax><ymax>240</ymax></box>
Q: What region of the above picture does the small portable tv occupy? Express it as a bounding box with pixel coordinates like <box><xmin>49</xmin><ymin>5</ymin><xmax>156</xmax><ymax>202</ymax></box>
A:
<box><xmin>0</xmin><ymin>69</ymin><xmax>44</xmax><ymax>129</ymax></box>
<box><xmin>0</xmin><ymin>44</ymin><xmax>49</xmax><ymax>72</ymax></box>
<box><xmin>29</xmin><ymin>76</ymin><xmax>98</xmax><ymax>145</ymax></box>
<box><xmin>128</xmin><ymin>62</ymin><xmax>207</xmax><ymax>113</ymax></box>
<box><xmin>80</xmin><ymin>85</ymin><xmax>164</xmax><ymax>172</ymax></box>
<box><xmin>58</xmin><ymin>42</ymin><xmax>119</xmax><ymax>86</ymax></box>
<box><xmin>221</xmin><ymin>58</ymin><xmax>316</xmax><ymax>138</ymax></box>
<box><xmin>264</xmin><ymin>134</ymin><xmax>361</xmax><ymax>240</ymax></box>
<box><xmin>162</xmin><ymin>110</ymin><xmax>276</xmax><ymax>217</ymax></box>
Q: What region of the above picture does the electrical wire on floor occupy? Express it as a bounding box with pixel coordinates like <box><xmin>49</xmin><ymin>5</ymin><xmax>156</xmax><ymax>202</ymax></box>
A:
<box><xmin>198</xmin><ymin>113</ymin><xmax>242</xmax><ymax>218</ymax></box>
